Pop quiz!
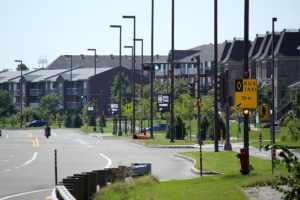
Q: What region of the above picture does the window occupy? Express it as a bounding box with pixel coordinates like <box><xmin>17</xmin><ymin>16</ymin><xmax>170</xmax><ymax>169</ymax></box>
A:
<box><xmin>45</xmin><ymin>83</ymin><xmax>47</xmax><ymax>95</ymax></box>
<box><xmin>190</xmin><ymin>64</ymin><xmax>194</xmax><ymax>68</ymax></box>
<box><xmin>22</xmin><ymin>84</ymin><xmax>25</xmax><ymax>104</ymax></box>
<box><xmin>207</xmin><ymin>61</ymin><xmax>211</xmax><ymax>70</ymax></box>
<box><xmin>59</xmin><ymin>83</ymin><xmax>62</xmax><ymax>101</ymax></box>
<box><xmin>280</xmin><ymin>67</ymin><xmax>285</xmax><ymax>78</ymax></box>
<box><xmin>161</xmin><ymin>64</ymin><xmax>164</xmax><ymax>70</ymax></box>
<box><xmin>83</xmin><ymin>82</ymin><xmax>87</xmax><ymax>94</ymax></box>
<box><xmin>189</xmin><ymin>77</ymin><xmax>193</xmax><ymax>83</ymax></box>
<box><xmin>206</xmin><ymin>77</ymin><xmax>211</xmax><ymax>86</ymax></box>
<box><xmin>169</xmin><ymin>64</ymin><xmax>171</xmax><ymax>70</ymax></box>
<box><xmin>281</xmin><ymin>87</ymin><xmax>285</xmax><ymax>99</ymax></box>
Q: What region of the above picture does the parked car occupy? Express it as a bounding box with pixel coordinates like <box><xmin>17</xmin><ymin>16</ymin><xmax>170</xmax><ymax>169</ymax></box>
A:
<box><xmin>145</xmin><ymin>123</ymin><xmax>167</xmax><ymax>132</ymax></box>
<box><xmin>25</xmin><ymin>120</ymin><xmax>48</xmax><ymax>127</ymax></box>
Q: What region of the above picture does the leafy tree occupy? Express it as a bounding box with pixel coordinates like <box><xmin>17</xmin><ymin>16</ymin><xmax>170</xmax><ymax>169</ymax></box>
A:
<box><xmin>82</xmin><ymin>101</ymin><xmax>99</xmax><ymax>120</ymax></box>
<box><xmin>28</xmin><ymin>115</ymin><xmax>34</xmax><ymax>123</ymax></box>
<box><xmin>263</xmin><ymin>144</ymin><xmax>300</xmax><ymax>200</ymax></box>
<box><xmin>16</xmin><ymin>63</ymin><xmax>29</xmax><ymax>71</ymax></box>
<box><xmin>0</xmin><ymin>91</ymin><xmax>16</xmax><ymax>117</ymax></box>
<box><xmin>201</xmin><ymin>116</ymin><xmax>209</xmax><ymax>140</ymax></box>
<box><xmin>38</xmin><ymin>95</ymin><xmax>61</xmax><ymax>117</ymax></box>
<box><xmin>10</xmin><ymin>116</ymin><xmax>17</xmax><ymax>128</ymax></box>
<box><xmin>89</xmin><ymin>114</ymin><xmax>96</xmax><ymax>126</ymax></box>
<box><xmin>201</xmin><ymin>94</ymin><xmax>215</xmax><ymax>121</ymax></box>
<box><xmin>48</xmin><ymin>114</ymin><xmax>55</xmax><ymax>126</ymax></box>
<box><xmin>1</xmin><ymin>117</ymin><xmax>6</xmax><ymax>127</ymax></box>
<box><xmin>110</xmin><ymin>72</ymin><xmax>132</xmax><ymax>106</ymax></box>
<box><xmin>231</xmin><ymin>106</ymin><xmax>243</xmax><ymax>135</ymax></box>
<box><xmin>16</xmin><ymin>106</ymin><xmax>40</xmax><ymax>121</ymax></box>
<box><xmin>64</xmin><ymin>115</ymin><xmax>71</xmax><ymax>128</ymax></box>
<box><xmin>257</xmin><ymin>82</ymin><xmax>272</xmax><ymax>105</ymax></box>
<box><xmin>286</xmin><ymin>119</ymin><xmax>300</xmax><ymax>141</ymax></box>
<box><xmin>40</xmin><ymin>108</ymin><xmax>50</xmax><ymax>121</ymax></box>
<box><xmin>56</xmin><ymin>113</ymin><xmax>62</xmax><ymax>125</ymax></box>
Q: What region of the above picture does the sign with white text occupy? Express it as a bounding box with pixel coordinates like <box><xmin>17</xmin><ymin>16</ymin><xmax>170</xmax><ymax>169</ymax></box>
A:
<box><xmin>234</xmin><ymin>79</ymin><xmax>258</xmax><ymax>109</ymax></box>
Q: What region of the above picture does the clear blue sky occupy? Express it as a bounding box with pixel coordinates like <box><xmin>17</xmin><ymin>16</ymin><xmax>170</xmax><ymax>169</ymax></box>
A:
<box><xmin>0</xmin><ymin>0</ymin><xmax>299</xmax><ymax>71</ymax></box>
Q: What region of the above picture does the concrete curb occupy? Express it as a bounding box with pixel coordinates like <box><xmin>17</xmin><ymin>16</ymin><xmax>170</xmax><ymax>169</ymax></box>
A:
<box><xmin>100</xmin><ymin>137</ymin><xmax>197</xmax><ymax>148</ymax></box>
<box><xmin>174</xmin><ymin>153</ymin><xmax>222</xmax><ymax>175</ymax></box>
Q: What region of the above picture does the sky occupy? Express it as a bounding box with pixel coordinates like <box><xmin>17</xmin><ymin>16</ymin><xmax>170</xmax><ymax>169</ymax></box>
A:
<box><xmin>0</xmin><ymin>0</ymin><xmax>299</xmax><ymax>71</ymax></box>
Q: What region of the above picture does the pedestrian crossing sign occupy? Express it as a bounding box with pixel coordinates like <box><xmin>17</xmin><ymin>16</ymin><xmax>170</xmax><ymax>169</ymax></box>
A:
<box><xmin>259</xmin><ymin>105</ymin><xmax>270</xmax><ymax>121</ymax></box>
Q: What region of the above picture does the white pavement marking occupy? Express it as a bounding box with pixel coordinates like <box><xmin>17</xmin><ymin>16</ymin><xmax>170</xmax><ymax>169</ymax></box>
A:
<box><xmin>51</xmin><ymin>132</ymin><xmax>58</xmax><ymax>137</ymax></box>
<box><xmin>5</xmin><ymin>169</ymin><xmax>11</xmax><ymax>171</ymax></box>
<box><xmin>0</xmin><ymin>189</ymin><xmax>52</xmax><ymax>200</ymax></box>
<box><xmin>76</xmin><ymin>139</ymin><xmax>94</xmax><ymax>148</ymax></box>
<box><xmin>24</xmin><ymin>152</ymin><xmax>38</xmax><ymax>165</ymax></box>
<box><xmin>99</xmin><ymin>153</ymin><xmax>112</xmax><ymax>168</ymax></box>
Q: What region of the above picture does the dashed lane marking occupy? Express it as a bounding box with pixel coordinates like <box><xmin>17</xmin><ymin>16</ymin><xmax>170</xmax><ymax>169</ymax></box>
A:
<box><xmin>76</xmin><ymin>139</ymin><xmax>94</xmax><ymax>148</ymax></box>
<box><xmin>0</xmin><ymin>189</ymin><xmax>52</xmax><ymax>200</ymax></box>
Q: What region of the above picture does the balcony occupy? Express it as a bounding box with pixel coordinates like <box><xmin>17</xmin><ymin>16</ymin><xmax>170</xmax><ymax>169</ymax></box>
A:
<box><xmin>155</xmin><ymin>69</ymin><xmax>167</xmax><ymax>76</ymax></box>
<box><xmin>30</xmin><ymin>103</ymin><xmax>39</xmax><ymax>109</ymax></box>
<box><xmin>67</xmin><ymin>88</ymin><xmax>81</xmax><ymax>95</ymax></box>
<box><xmin>188</xmin><ymin>68</ymin><xmax>197</xmax><ymax>74</ymax></box>
<box><xmin>14</xmin><ymin>89</ymin><xmax>20</xmax><ymax>96</ymax></box>
<box><xmin>50</xmin><ymin>88</ymin><xmax>57</xmax><ymax>95</ymax></box>
<box><xmin>29</xmin><ymin>89</ymin><xmax>43</xmax><ymax>96</ymax></box>
<box><xmin>66</xmin><ymin>102</ymin><xmax>81</xmax><ymax>109</ymax></box>
<box><xmin>174</xmin><ymin>68</ymin><xmax>205</xmax><ymax>76</ymax></box>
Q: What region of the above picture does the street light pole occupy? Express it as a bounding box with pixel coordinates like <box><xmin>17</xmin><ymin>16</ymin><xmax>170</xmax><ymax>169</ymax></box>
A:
<box><xmin>151</xmin><ymin>0</ymin><xmax>155</xmax><ymax>139</ymax></box>
<box><xmin>124</xmin><ymin>45</ymin><xmax>133</xmax><ymax>132</ymax></box>
<box><xmin>110</xmin><ymin>25</ymin><xmax>122</xmax><ymax>136</ymax></box>
<box><xmin>272</xmin><ymin>17</ymin><xmax>277</xmax><ymax>144</ymax></box>
<box><xmin>214</xmin><ymin>0</ymin><xmax>219</xmax><ymax>152</ymax></box>
<box><xmin>64</xmin><ymin>55</ymin><xmax>72</xmax><ymax>128</ymax></box>
<box><xmin>134</xmin><ymin>38</ymin><xmax>144</xmax><ymax>133</ymax></box>
<box><xmin>15</xmin><ymin>60</ymin><xmax>23</xmax><ymax>129</ymax></box>
<box><xmin>101</xmin><ymin>90</ymin><xmax>103</xmax><ymax>133</ymax></box>
<box><xmin>87</xmin><ymin>48</ymin><xmax>97</xmax><ymax>132</ymax></box>
<box><xmin>170</xmin><ymin>0</ymin><xmax>175</xmax><ymax>143</ymax></box>
<box><xmin>123</xmin><ymin>15</ymin><xmax>136</xmax><ymax>134</ymax></box>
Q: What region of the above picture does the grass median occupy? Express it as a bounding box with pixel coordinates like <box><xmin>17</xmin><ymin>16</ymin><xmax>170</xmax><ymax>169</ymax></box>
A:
<box><xmin>94</xmin><ymin>150</ymin><xmax>288</xmax><ymax>200</ymax></box>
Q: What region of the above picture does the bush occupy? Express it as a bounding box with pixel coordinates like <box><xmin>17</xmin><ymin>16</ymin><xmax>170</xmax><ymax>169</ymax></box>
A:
<box><xmin>48</xmin><ymin>114</ymin><xmax>55</xmax><ymax>126</ymax></box>
<box><xmin>28</xmin><ymin>115</ymin><xmax>34</xmax><ymax>124</ymax></box>
<box><xmin>89</xmin><ymin>115</ymin><xmax>96</xmax><ymax>126</ymax></box>
<box><xmin>283</xmin><ymin>116</ymin><xmax>292</xmax><ymax>125</ymax></box>
<box><xmin>10</xmin><ymin>116</ymin><xmax>16</xmax><ymax>128</ymax></box>
<box><xmin>102</xmin><ymin>115</ymin><xmax>106</xmax><ymax>127</ymax></box>
<box><xmin>64</xmin><ymin>115</ymin><xmax>71</xmax><ymax>128</ymax></box>
<box><xmin>166</xmin><ymin>116</ymin><xmax>187</xmax><ymax>140</ymax></box>
<box><xmin>207</xmin><ymin>114</ymin><xmax>226</xmax><ymax>140</ymax></box>
<box><xmin>56</xmin><ymin>113</ymin><xmax>62</xmax><ymax>125</ymax></box>
<box><xmin>72</xmin><ymin>115</ymin><xmax>82</xmax><ymax>128</ymax></box>
<box><xmin>201</xmin><ymin>117</ymin><xmax>209</xmax><ymax>140</ymax></box>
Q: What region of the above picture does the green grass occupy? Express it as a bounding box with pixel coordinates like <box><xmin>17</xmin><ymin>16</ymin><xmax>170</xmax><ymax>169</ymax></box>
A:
<box><xmin>94</xmin><ymin>151</ymin><xmax>288</xmax><ymax>200</ymax></box>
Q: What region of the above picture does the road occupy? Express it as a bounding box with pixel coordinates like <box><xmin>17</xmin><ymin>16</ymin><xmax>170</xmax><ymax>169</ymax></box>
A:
<box><xmin>0</xmin><ymin>129</ymin><xmax>200</xmax><ymax>200</ymax></box>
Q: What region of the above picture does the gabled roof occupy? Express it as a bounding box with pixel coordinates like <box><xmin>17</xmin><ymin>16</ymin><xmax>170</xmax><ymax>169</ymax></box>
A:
<box><xmin>58</xmin><ymin>67</ymin><xmax>115</xmax><ymax>81</ymax></box>
<box><xmin>46</xmin><ymin>55</ymin><xmax>167</xmax><ymax>70</ymax></box>
<box><xmin>258</xmin><ymin>34</ymin><xmax>281</xmax><ymax>60</ymax></box>
<box><xmin>220</xmin><ymin>40</ymin><xmax>252</xmax><ymax>63</ymax></box>
<box><xmin>218</xmin><ymin>41</ymin><xmax>232</xmax><ymax>63</ymax></box>
<box><xmin>274</xmin><ymin>31</ymin><xmax>300</xmax><ymax>57</ymax></box>
<box><xmin>248</xmin><ymin>35</ymin><xmax>265</xmax><ymax>59</ymax></box>
<box><xmin>168</xmin><ymin>50</ymin><xmax>201</xmax><ymax>61</ymax></box>
<box><xmin>287</xmin><ymin>81</ymin><xmax>300</xmax><ymax>89</ymax></box>
<box><xmin>252</xmin><ymin>34</ymin><xmax>272</xmax><ymax>60</ymax></box>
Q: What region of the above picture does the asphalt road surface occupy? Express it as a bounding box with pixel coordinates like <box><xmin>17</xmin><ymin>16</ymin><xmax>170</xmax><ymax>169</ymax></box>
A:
<box><xmin>0</xmin><ymin>129</ymin><xmax>200</xmax><ymax>200</ymax></box>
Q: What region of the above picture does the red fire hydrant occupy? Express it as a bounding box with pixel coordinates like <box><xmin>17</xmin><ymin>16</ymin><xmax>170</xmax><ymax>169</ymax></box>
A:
<box><xmin>143</xmin><ymin>128</ymin><xmax>146</xmax><ymax>136</ymax></box>
<box><xmin>237</xmin><ymin>148</ymin><xmax>250</xmax><ymax>175</ymax></box>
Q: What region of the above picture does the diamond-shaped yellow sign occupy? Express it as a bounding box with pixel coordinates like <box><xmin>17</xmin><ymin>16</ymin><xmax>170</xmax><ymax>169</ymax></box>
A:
<box><xmin>234</xmin><ymin>79</ymin><xmax>258</xmax><ymax>109</ymax></box>
<box><xmin>124</xmin><ymin>104</ymin><xmax>133</xmax><ymax>112</ymax></box>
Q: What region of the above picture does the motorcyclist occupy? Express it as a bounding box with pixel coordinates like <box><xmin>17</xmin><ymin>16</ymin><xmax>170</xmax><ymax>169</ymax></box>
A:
<box><xmin>44</xmin><ymin>125</ymin><xmax>51</xmax><ymax>139</ymax></box>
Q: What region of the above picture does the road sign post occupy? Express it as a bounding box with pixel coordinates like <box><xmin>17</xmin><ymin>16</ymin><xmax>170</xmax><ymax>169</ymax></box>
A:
<box><xmin>259</xmin><ymin>105</ymin><xmax>270</xmax><ymax>121</ymax></box>
<box><xmin>157</xmin><ymin>94</ymin><xmax>170</xmax><ymax>112</ymax></box>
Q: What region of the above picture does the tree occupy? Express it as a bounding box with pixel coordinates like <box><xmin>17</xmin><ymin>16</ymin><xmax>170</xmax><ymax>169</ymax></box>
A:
<box><xmin>257</xmin><ymin>82</ymin><xmax>272</xmax><ymax>105</ymax></box>
<box><xmin>0</xmin><ymin>91</ymin><xmax>16</xmax><ymax>117</ymax></box>
<box><xmin>38</xmin><ymin>95</ymin><xmax>61</xmax><ymax>117</ymax></box>
<box><xmin>110</xmin><ymin>72</ymin><xmax>131</xmax><ymax>106</ymax></box>
<box><xmin>207</xmin><ymin>114</ymin><xmax>226</xmax><ymax>140</ymax></box>
<box><xmin>16</xmin><ymin>63</ymin><xmax>29</xmax><ymax>71</ymax></box>
<box><xmin>72</xmin><ymin>115</ymin><xmax>82</xmax><ymax>128</ymax></box>
<box><xmin>201</xmin><ymin>94</ymin><xmax>215</xmax><ymax>121</ymax></box>
<box><xmin>231</xmin><ymin>106</ymin><xmax>243</xmax><ymax>135</ymax></box>
<box><xmin>166</xmin><ymin>116</ymin><xmax>187</xmax><ymax>140</ymax></box>
<box><xmin>286</xmin><ymin>119</ymin><xmax>300</xmax><ymax>141</ymax></box>
<box><xmin>16</xmin><ymin>106</ymin><xmax>40</xmax><ymax>121</ymax></box>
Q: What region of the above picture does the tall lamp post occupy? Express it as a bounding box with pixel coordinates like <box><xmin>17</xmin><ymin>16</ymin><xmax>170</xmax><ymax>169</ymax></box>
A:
<box><xmin>100</xmin><ymin>90</ymin><xmax>103</xmax><ymax>133</ymax></box>
<box><xmin>87</xmin><ymin>48</ymin><xmax>97</xmax><ymax>132</ymax></box>
<box><xmin>134</xmin><ymin>38</ymin><xmax>143</xmax><ymax>132</ymax></box>
<box><xmin>15</xmin><ymin>60</ymin><xmax>23</xmax><ymax>129</ymax></box>
<box><xmin>271</xmin><ymin>17</ymin><xmax>277</xmax><ymax>144</ymax></box>
<box><xmin>65</xmin><ymin>55</ymin><xmax>72</xmax><ymax>127</ymax></box>
<box><xmin>124</xmin><ymin>45</ymin><xmax>133</xmax><ymax>132</ymax></box>
<box><xmin>123</xmin><ymin>15</ymin><xmax>136</xmax><ymax>134</ymax></box>
<box><xmin>110</xmin><ymin>25</ymin><xmax>122</xmax><ymax>136</ymax></box>
<box><xmin>170</xmin><ymin>0</ymin><xmax>175</xmax><ymax>143</ymax></box>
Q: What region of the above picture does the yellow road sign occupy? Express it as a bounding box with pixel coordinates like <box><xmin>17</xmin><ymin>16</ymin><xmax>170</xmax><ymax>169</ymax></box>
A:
<box><xmin>124</xmin><ymin>104</ymin><xmax>133</xmax><ymax>112</ymax></box>
<box><xmin>259</xmin><ymin>105</ymin><xmax>270</xmax><ymax>121</ymax></box>
<box><xmin>234</xmin><ymin>79</ymin><xmax>258</xmax><ymax>109</ymax></box>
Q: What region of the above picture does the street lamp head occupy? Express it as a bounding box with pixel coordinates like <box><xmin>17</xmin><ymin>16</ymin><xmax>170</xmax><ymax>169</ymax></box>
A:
<box><xmin>80</xmin><ymin>54</ymin><xmax>85</xmax><ymax>59</ymax></box>
<box><xmin>273</xmin><ymin>17</ymin><xmax>277</xmax><ymax>22</ymax></box>
<box><xmin>297</xmin><ymin>46</ymin><xmax>300</xmax><ymax>51</ymax></box>
<box><xmin>124</xmin><ymin>45</ymin><xmax>133</xmax><ymax>48</ymax></box>
<box><xmin>15</xmin><ymin>60</ymin><xmax>22</xmax><ymax>63</ymax></box>
<box><xmin>134</xmin><ymin>38</ymin><xmax>143</xmax><ymax>41</ymax></box>
<box><xmin>191</xmin><ymin>57</ymin><xmax>194</xmax><ymax>61</ymax></box>
<box><xmin>64</xmin><ymin>55</ymin><xmax>71</xmax><ymax>60</ymax></box>
<box><xmin>122</xmin><ymin>15</ymin><xmax>135</xmax><ymax>19</ymax></box>
<box><xmin>88</xmin><ymin>48</ymin><xmax>96</xmax><ymax>51</ymax></box>
<box><xmin>110</xmin><ymin>25</ymin><xmax>121</xmax><ymax>28</ymax></box>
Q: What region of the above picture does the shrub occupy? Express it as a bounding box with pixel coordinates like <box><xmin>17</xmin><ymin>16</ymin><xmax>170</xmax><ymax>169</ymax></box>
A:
<box><xmin>1</xmin><ymin>117</ymin><xmax>6</xmax><ymax>128</ymax></box>
<box><xmin>28</xmin><ymin>115</ymin><xmax>34</xmax><ymax>124</ymax></box>
<box><xmin>89</xmin><ymin>115</ymin><xmax>96</xmax><ymax>126</ymax></box>
<box><xmin>64</xmin><ymin>115</ymin><xmax>71</xmax><ymax>128</ymax></box>
<box><xmin>48</xmin><ymin>114</ymin><xmax>55</xmax><ymax>126</ymax></box>
<box><xmin>283</xmin><ymin>116</ymin><xmax>292</xmax><ymax>125</ymax></box>
<box><xmin>201</xmin><ymin>116</ymin><xmax>209</xmax><ymax>140</ymax></box>
<box><xmin>72</xmin><ymin>115</ymin><xmax>82</xmax><ymax>128</ymax></box>
<box><xmin>207</xmin><ymin>114</ymin><xmax>226</xmax><ymax>140</ymax></box>
<box><xmin>56</xmin><ymin>113</ymin><xmax>62</xmax><ymax>125</ymax></box>
<box><xmin>10</xmin><ymin>116</ymin><xmax>16</xmax><ymax>128</ymax></box>
<box><xmin>166</xmin><ymin>116</ymin><xmax>187</xmax><ymax>140</ymax></box>
<box><xmin>286</xmin><ymin>119</ymin><xmax>300</xmax><ymax>141</ymax></box>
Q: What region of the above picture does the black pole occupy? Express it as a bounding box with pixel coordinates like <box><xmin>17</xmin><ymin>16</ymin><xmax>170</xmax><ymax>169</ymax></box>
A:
<box><xmin>70</xmin><ymin>56</ymin><xmax>72</xmax><ymax>128</ymax></box>
<box><xmin>133</xmin><ymin>17</ymin><xmax>136</xmax><ymax>134</ymax></box>
<box><xmin>170</xmin><ymin>0</ymin><xmax>175</xmax><ymax>143</ymax></box>
<box><xmin>151</xmin><ymin>0</ymin><xmax>154</xmax><ymax>139</ymax></box>
<box><xmin>119</xmin><ymin>27</ymin><xmax>122</xmax><ymax>136</ymax></box>
<box><xmin>244</xmin><ymin>0</ymin><xmax>249</xmax><ymax>149</ymax></box>
<box><xmin>101</xmin><ymin>90</ymin><xmax>103</xmax><ymax>133</ymax></box>
<box><xmin>224</xmin><ymin>69</ymin><xmax>232</xmax><ymax>150</ymax></box>
<box><xmin>272</xmin><ymin>18</ymin><xmax>277</xmax><ymax>144</ymax></box>
<box><xmin>55</xmin><ymin>149</ymin><xmax>57</xmax><ymax>185</ymax></box>
<box><xmin>196</xmin><ymin>55</ymin><xmax>202</xmax><ymax>145</ymax></box>
<box><xmin>94</xmin><ymin>50</ymin><xmax>96</xmax><ymax>132</ymax></box>
<box><xmin>21</xmin><ymin>61</ymin><xmax>23</xmax><ymax>129</ymax></box>
<box><xmin>214</xmin><ymin>0</ymin><xmax>218</xmax><ymax>152</ymax></box>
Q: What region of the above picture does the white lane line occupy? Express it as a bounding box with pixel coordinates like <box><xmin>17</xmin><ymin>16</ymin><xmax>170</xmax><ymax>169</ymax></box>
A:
<box><xmin>76</xmin><ymin>139</ymin><xmax>94</xmax><ymax>148</ymax></box>
<box><xmin>5</xmin><ymin>169</ymin><xmax>11</xmax><ymax>171</ymax></box>
<box><xmin>0</xmin><ymin>189</ymin><xmax>52</xmax><ymax>200</ymax></box>
<box><xmin>99</xmin><ymin>153</ymin><xmax>112</xmax><ymax>168</ymax></box>
<box><xmin>24</xmin><ymin>152</ymin><xmax>38</xmax><ymax>165</ymax></box>
<box><xmin>51</xmin><ymin>132</ymin><xmax>58</xmax><ymax>137</ymax></box>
